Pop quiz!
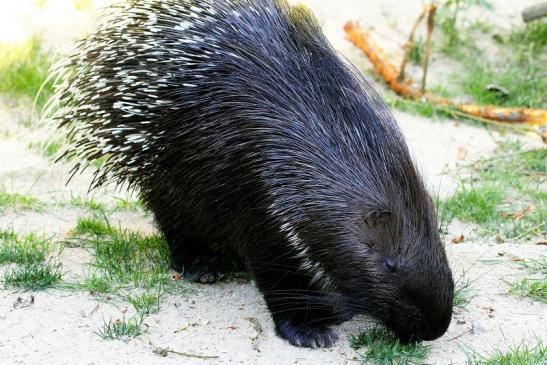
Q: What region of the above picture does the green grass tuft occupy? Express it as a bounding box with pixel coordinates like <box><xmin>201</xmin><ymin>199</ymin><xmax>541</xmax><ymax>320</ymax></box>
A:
<box><xmin>409</xmin><ymin>37</ymin><xmax>424</xmax><ymax>65</ymax></box>
<box><xmin>392</xmin><ymin>4</ymin><xmax>546</xmax><ymax>120</ymax></box>
<box><xmin>96</xmin><ymin>316</ymin><xmax>146</xmax><ymax>342</ymax></box>
<box><xmin>516</xmin><ymin>257</ymin><xmax>547</xmax><ymax>276</ymax></box>
<box><xmin>510</xmin><ymin>257</ymin><xmax>546</xmax><ymax>303</ymax></box>
<box><xmin>443</xmin><ymin>185</ymin><xmax>503</xmax><ymax>224</ymax></box>
<box><xmin>0</xmin><ymin>191</ymin><xmax>42</xmax><ymax>213</ymax></box>
<box><xmin>453</xmin><ymin>275</ymin><xmax>474</xmax><ymax>309</ymax></box>
<box><xmin>66</xmin><ymin>217</ymin><xmax>193</xmax><ymax>339</ymax></box>
<box><xmin>0</xmin><ymin>38</ymin><xmax>54</xmax><ymax>109</ymax></box>
<box><xmin>441</xmin><ymin>142</ymin><xmax>546</xmax><ymax>240</ymax></box>
<box><xmin>350</xmin><ymin>326</ymin><xmax>431</xmax><ymax>365</ymax></box>
<box><xmin>68</xmin><ymin>196</ymin><xmax>107</xmax><ymax>213</ymax></box>
<box><xmin>0</xmin><ymin>229</ymin><xmax>49</xmax><ymax>265</ymax></box>
<box><xmin>461</xmin><ymin>58</ymin><xmax>546</xmax><ymax>109</ymax></box>
<box><xmin>508</xmin><ymin>20</ymin><xmax>547</xmax><ymax>54</ymax></box>
<box><xmin>74</xmin><ymin>271</ymin><xmax>113</xmax><ymax>294</ymax></box>
<box><xmin>510</xmin><ymin>278</ymin><xmax>546</xmax><ymax>303</ymax></box>
<box><xmin>436</xmin><ymin>0</ymin><xmax>493</xmax><ymax>55</ymax></box>
<box><xmin>73</xmin><ymin>216</ymin><xmax>114</xmax><ymax>236</ymax></box>
<box><xmin>113</xmin><ymin>198</ymin><xmax>144</xmax><ymax>211</ymax></box>
<box><xmin>127</xmin><ymin>289</ymin><xmax>163</xmax><ymax>315</ymax></box>
<box><xmin>88</xmin><ymin>227</ymin><xmax>171</xmax><ymax>288</ymax></box>
<box><xmin>466</xmin><ymin>341</ymin><xmax>546</xmax><ymax>365</ymax></box>
<box><xmin>1</xmin><ymin>261</ymin><xmax>62</xmax><ymax>290</ymax></box>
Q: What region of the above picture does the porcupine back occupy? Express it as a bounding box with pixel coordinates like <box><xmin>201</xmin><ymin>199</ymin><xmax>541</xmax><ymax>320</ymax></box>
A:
<box><xmin>57</xmin><ymin>0</ymin><xmax>429</xmax><ymax>266</ymax></box>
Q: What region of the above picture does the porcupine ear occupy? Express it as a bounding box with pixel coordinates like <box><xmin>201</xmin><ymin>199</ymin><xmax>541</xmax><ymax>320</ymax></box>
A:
<box><xmin>363</xmin><ymin>210</ymin><xmax>391</xmax><ymax>229</ymax></box>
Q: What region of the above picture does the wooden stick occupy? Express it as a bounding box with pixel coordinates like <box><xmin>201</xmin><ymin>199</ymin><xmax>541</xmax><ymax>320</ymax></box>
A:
<box><xmin>420</xmin><ymin>4</ymin><xmax>437</xmax><ymax>93</ymax></box>
<box><xmin>398</xmin><ymin>5</ymin><xmax>429</xmax><ymax>82</ymax></box>
<box><xmin>344</xmin><ymin>21</ymin><xmax>547</xmax><ymax>127</ymax></box>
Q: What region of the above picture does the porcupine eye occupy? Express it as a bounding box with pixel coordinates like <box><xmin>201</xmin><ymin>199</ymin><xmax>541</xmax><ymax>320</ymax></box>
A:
<box><xmin>383</xmin><ymin>259</ymin><xmax>397</xmax><ymax>273</ymax></box>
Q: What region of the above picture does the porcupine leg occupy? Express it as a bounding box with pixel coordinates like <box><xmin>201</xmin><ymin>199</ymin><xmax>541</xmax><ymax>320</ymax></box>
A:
<box><xmin>249</xmin><ymin>255</ymin><xmax>340</xmax><ymax>348</ymax></box>
<box><xmin>165</xmin><ymin>234</ymin><xmax>219</xmax><ymax>283</ymax></box>
<box><xmin>143</xmin><ymin>189</ymin><xmax>222</xmax><ymax>283</ymax></box>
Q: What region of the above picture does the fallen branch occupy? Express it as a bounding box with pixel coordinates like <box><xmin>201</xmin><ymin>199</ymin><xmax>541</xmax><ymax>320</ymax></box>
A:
<box><xmin>420</xmin><ymin>4</ymin><xmax>436</xmax><ymax>93</ymax></box>
<box><xmin>343</xmin><ymin>21</ymin><xmax>547</xmax><ymax>128</ymax></box>
<box><xmin>245</xmin><ymin>317</ymin><xmax>263</xmax><ymax>352</ymax></box>
<box><xmin>398</xmin><ymin>5</ymin><xmax>430</xmax><ymax>82</ymax></box>
<box><xmin>152</xmin><ymin>347</ymin><xmax>219</xmax><ymax>360</ymax></box>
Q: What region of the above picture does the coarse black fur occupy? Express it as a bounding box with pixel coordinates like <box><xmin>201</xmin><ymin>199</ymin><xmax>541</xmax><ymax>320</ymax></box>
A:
<box><xmin>54</xmin><ymin>0</ymin><xmax>454</xmax><ymax>348</ymax></box>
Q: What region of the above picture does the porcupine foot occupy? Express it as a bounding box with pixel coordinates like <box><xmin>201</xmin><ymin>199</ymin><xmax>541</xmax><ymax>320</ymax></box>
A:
<box><xmin>276</xmin><ymin>319</ymin><xmax>339</xmax><ymax>348</ymax></box>
<box><xmin>250</xmin><ymin>255</ymin><xmax>341</xmax><ymax>348</ymax></box>
<box><xmin>176</xmin><ymin>254</ymin><xmax>220</xmax><ymax>284</ymax></box>
<box><xmin>164</xmin><ymin>233</ymin><xmax>221</xmax><ymax>284</ymax></box>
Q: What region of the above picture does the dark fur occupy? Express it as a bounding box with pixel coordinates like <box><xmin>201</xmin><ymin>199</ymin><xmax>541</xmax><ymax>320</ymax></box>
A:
<box><xmin>55</xmin><ymin>0</ymin><xmax>454</xmax><ymax>348</ymax></box>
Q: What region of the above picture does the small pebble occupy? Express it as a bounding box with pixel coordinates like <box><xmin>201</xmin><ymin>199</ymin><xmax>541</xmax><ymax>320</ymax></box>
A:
<box><xmin>472</xmin><ymin>321</ymin><xmax>485</xmax><ymax>334</ymax></box>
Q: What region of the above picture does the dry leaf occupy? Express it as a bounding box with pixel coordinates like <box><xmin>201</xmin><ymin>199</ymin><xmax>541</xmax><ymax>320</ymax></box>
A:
<box><xmin>457</xmin><ymin>147</ymin><xmax>468</xmax><ymax>160</ymax></box>
<box><xmin>507</xmin><ymin>254</ymin><xmax>524</xmax><ymax>262</ymax></box>
<box><xmin>537</xmin><ymin>239</ymin><xmax>547</xmax><ymax>245</ymax></box>
<box><xmin>512</xmin><ymin>205</ymin><xmax>535</xmax><ymax>221</ymax></box>
<box><xmin>451</xmin><ymin>234</ymin><xmax>465</xmax><ymax>243</ymax></box>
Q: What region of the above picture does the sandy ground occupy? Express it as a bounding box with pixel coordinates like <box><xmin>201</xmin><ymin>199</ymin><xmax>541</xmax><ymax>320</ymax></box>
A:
<box><xmin>0</xmin><ymin>1</ymin><xmax>546</xmax><ymax>364</ymax></box>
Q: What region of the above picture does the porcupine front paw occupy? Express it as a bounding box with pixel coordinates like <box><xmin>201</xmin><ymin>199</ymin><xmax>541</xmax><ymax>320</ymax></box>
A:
<box><xmin>177</xmin><ymin>256</ymin><xmax>219</xmax><ymax>284</ymax></box>
<box><xmin>276</xmin><ymin>320</ymin><xmax>339</xmax><ymax>348</ymax></box>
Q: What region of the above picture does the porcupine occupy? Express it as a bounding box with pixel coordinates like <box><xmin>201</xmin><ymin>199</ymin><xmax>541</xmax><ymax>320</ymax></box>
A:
<box><xmin>54</xmin><ymin>0</ymin><xmax>454</xmax><ymax>348</ymax></box>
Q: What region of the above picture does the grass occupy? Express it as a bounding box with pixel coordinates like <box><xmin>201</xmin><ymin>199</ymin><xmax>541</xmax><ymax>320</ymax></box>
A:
<box><xmin>391</xmin><ymin>3</ymin><xmax>545</xmax><ymax>120</ymax></box>
<box><xmin>66</xmin><ymin>216</ymin><xmax>192</xmax><ymax>339</ymax></box>
<box><xmin>510</xmin><ymin>257</ymin><xmax>546</xmax><ymax>303</ymax></box>
<box><xmin>453</xmin><ymin>274</ymin><xmax>474</xmax><ymax>309</ymax></box>
<box><xmin>409</xmin><ymin>37</ymin><xmax>424</xmax><ymax>65</ymax></box>
<box><xmin>443</xmin><ymin>15</ymin><xmax>546</xmax><ymax>110</ymax></box>
<box><xmin>350</xmin><ymin>326</ymin><xmax>431</xmax><ymax>365</ymax></box>
<box><xmin>113</xmin><ymin>198</ymin><xmax>144</xmax><ymax>211</ymax></box>
<box><xmin>69</xmin><ymin>271</ymin><xmax>113</xmax><ymax>294</ymax></box>
<box><xmin>56</xmin><ymin>196</ymin><xmax>145</xmax><ymax>217</ymax></box>
<box><xmin>441</xmin><ymin>141</ymin><xmax>546</xmax><ymax>241</ymax></box>
<box><xmin>96</xmin><ymin>316</ymin><xmax>146</xmax><ymax>342</ymax></box>
<box><xmin>511</xmin><ymin>278</ymin><xmax>546</xmax><ymax>303</ymax></box>
<box><xmin>516</xmin><ymin>257</ymin><xmax>547</xmax><ymax>276</ymax></box>
<box><xmin>436</xmin><ymin>0</ymin><xmax>493</xmax><ymax>55</ymax></box>
<box><xmin>0</xmin><ymin>37</ymin><xmax>67</xmax><ymax>159</ymax></box>
<box><xmin>127</xmin><ymin>289</ymin><xmax>163</xmax><ymax>315</ymax></box>
<box><xmin>508</xmin><ymin>20</ymin><xmax>547</xmax><ymax>55</ymax></box>
<box><xmin>0</xmin><ymin>191</ymin><xmax>42</xmax><ymax>213</ymax></box>
<box><xmin>1</xmin><ymin>261</ymin><xmax>62</xmax><ymax>290</ymax></box>
<box><xmin>466</xmin><ymin>342</ymin><xmax>546</xmax><ymax>365</ymax></box>
<box><xmin>0</xmin><ymin>37</ymin><xmax>54</xmax><ymax>109</ymax></box>
<box><xmin>73</xmin><ymin>216</ymin><xmax>114</xmax><ymax>236</ymax></box>
<box><xmin>67</xmin><ymin>196</ymin><xmax>107</xmax><ymax>213</ymax></box>
<box><xmin>87</xmin><ymin>226</ymin><xmax>171</xmax><ymax>288</ymax></box>
<box><xmin>461</xmin><ymin>58</ymin><xmax>546</xmax><ymax>109</ymax></box>
<box><xmin>0</xmin><ymin>229</ymin><xmax>61</xmax><ymax>290</ymax></box>
<box><xmin>28</xmin><ymin>139</ymin><xmax>65</xmax><ymax>159</ymax></box>
<box><xmin>0</xmin><ymin>229</ymin><xmax>49</xmax><ymax>265</ymax></box>
<box><xmin>443</xmin><ymin>185</ymin><xmax>503</xmax><ymax>224</ymax></box>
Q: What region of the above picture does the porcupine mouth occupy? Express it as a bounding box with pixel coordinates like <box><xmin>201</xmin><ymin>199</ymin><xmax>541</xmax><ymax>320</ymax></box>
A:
<box><xmin>386</xmin><ymin>306</ymin><xmax>452</xmax><ymax>342</ymax></box>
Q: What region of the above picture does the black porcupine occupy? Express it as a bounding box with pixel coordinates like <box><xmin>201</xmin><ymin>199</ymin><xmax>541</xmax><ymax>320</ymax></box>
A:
<box><xmin>54</xmin><ymin>0</ymin><xmax>454</xmax><ymax>348</ymax></box>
